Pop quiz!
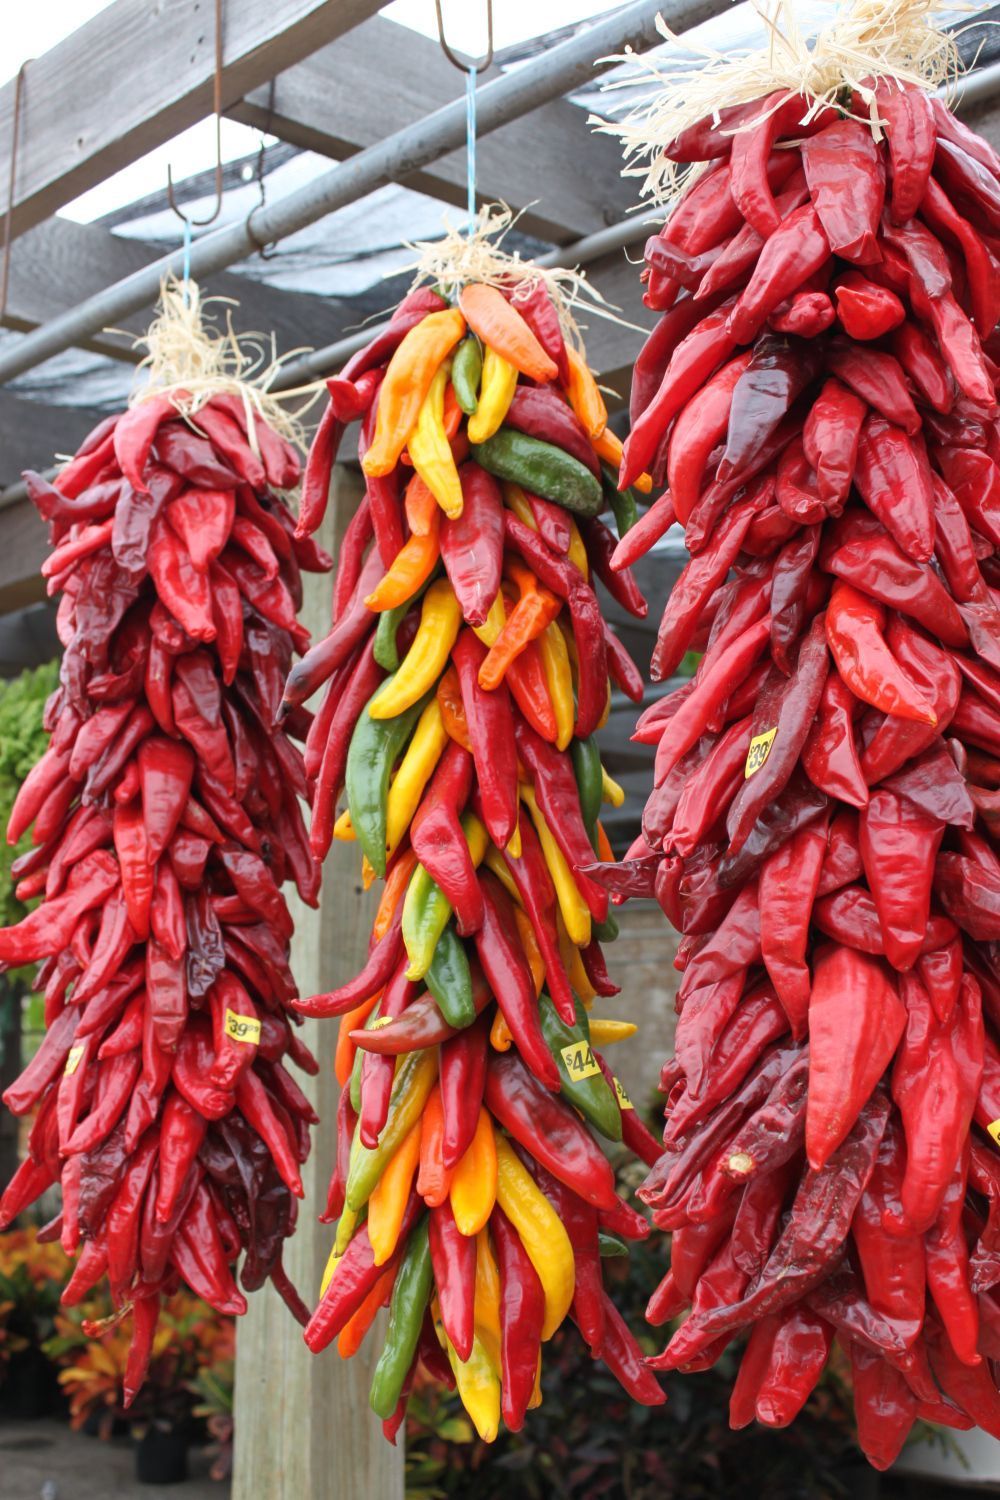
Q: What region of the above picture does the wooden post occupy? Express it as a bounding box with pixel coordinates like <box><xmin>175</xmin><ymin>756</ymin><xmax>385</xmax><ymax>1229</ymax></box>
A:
<box><xmin>233</xmin><ymin>467</ymin><xmax>404</xmax><ymax>1500</ymax></box>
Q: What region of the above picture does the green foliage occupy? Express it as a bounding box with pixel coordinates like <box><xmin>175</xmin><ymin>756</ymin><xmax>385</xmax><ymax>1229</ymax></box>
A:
<box><xmin>0</xmin><ymin>660</ymin><xmax>59</xmax><ymax>931</ymax></box>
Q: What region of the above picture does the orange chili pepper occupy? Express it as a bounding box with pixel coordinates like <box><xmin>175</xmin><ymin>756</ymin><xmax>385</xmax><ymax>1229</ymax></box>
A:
<box><xmin>490</xmin><ymin>1009</ymin><xmax>513</xmax><ymax>1051</ymax></box>
<box><xmin>368</xmin><ymin>1118</ymin><xmax>422</xmax><ymax>1265</ymax></box>
<box><xmin>563</xmin><ymin>345</ymin><xmax>607</xmax><ymax>438</ymax></box>
<box><xmin>365</xmin><ymin>508</ymin><xmax>441</xmax><ymax>611</ymax></box>
<box><xmin>443</xmin><ymin>382</ymin><xmax>462</xmax><ymax>439</ymax></box>
<box><xmin>436</xmin><ymin>665</ymin><xmax>472</xmax><ymax>751</ymax></box>
<box><xmin>478</xmin><ymin>563</ymin><xmax>562</xmax><ymax>693</ymax></box>
<box><xmin>373</xmin><ymin>849</ymin><xmax>418</xmax><ymax>940</ymax></box>
<box><xmin>596</xmin><ymin>820</ymin><xmax>615</xmax><ymax>864</ymax></box>
<box><xmin>450</xmin><ymin>1108</ymin><xmax>498</xmax><ymax>1236</ymax></box>
<box><xmin>591</xmin><ymin>427</ymin><xmax>653</xmax><ymax>493</ymax></box>
<box><xmin>335</xmin><ymin>991</ymin><xmax>381</xmax><ymax>1086</ymax></box>
<box><xmin>417</xmin><ymin>1085</ymin><xmax>453</xmax><ymax>1207</ymax></box>
<box><xmin>362</xmin><ymin>307</ymin><xmax>466</xmax><ymax>476</ymax></box>
<box><xmin>513</xmin><ymin>906</ymin><xmax>546</xmax><ymax>997</ymax></box>
<box><xmin>404</xmin><ymin>472</ymin><xmax>438</xmax><ymax>537</ymax></box>
<box><xmin>458</xmin><ymin>284</ymin><xmax>558</xmax><ymax>383</ymax></box>
<box><xmin>336</xmin><ymin>1264</ymin><xmax>396</xmax><ymax>1357</ymax></box>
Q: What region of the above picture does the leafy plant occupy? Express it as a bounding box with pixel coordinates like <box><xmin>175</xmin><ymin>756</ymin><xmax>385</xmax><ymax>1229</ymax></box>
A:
<box><xmin>188</xmin><ymin>1354</ymin><xmax>235</xmax><ymax>1480</ymax></box>
<box><xmin>0</xmin><ymin>661</ymin><xmax>59</xmax><ymax>933</ymax></box>
<box><xmin>0</xmin><ymin>1226</ymin><xmax>69</xmax><ymax>1368</ymax></box>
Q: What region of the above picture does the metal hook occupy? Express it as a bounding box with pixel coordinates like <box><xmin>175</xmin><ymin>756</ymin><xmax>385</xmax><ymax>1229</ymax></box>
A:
<box><xmin>434</xmin><ymin>0</ymin><xmax>494</xmax><ymax>75</ymax></box>
<box><xmin>1</xmin><ymin>60</ymin><xmax>31</xmax><ymax>320</ymax></box>
<box><xmin>168</xmin><ymin>0</ymin><xmax>224</xmax><ymax>228</ymax></box>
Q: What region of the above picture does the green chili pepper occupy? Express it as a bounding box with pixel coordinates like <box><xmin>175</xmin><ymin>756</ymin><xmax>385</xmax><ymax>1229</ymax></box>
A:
<box><xmin>601</xmin><ymin>463</ymin><xmax>638</xmax><ymax>539</ymax></box>
<box><xmin>346</xmin><ymin>683</ymin><xmax>430</xmax><ymax>877</ymax></box>
<box><xmin>538</xmin><ymin>993</ymin><xmax>621</xmax><ymax>1142</ymax></box>
<box><xmin>424</xmin><ymin>923</ymin><xmax>476</xmax><ymax>1028</ymax></box>
<box><xmin>471</xmin><ymin>429</ymin><xmax>603</xmax><ymax>515</ymax></box>
<box><xmin>350</xmin><ymin>999</ymin><xmax>383</xmax><ymax>1113</ymax></box>
<box><xmin>373</xmin><ymin>572</ymin><xmax>436</xmax><ymax>672</ymax></box>
<box><xmin>451</xmin><ymin>335</ymin><xmax>483</xmax><ymax>416</ymax></box>
<box><xmin>346</xmin><ymin>1049</ymin><xmax>438</xmax><ymax>1211</ymax></box>
<box><xmin>571</xmin><ymin>735</ymin><xmax>604</xmax><ymax>852</ymax></box>
<box><xmin>401</xmin><ymin>863</ymin><xmax>451</xmax><ymax>981</ymax></box>
<box><xmin>593</xmin><ymin>911</ymin><xmax>620</xmax><ymax>944</ymax></box>
<box><xmin>598</xmin><ymin>1231</ymin><xmax>629</xmax><ymax>1258</ymax></box>
<box><xmin>369</xmin><ymin>1215</ymin><xmax>434</xmax><ymax>1419</ymax></box>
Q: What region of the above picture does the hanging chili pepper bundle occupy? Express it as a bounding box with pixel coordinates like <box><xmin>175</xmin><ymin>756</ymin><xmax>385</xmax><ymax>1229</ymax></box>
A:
<box><xmin>589</xmin><ymin>0</ymin><xmax>1000</xmax><ymax>1467</ymax></box>
<box><xmin>288</xmin><ymin>223</ymin><xmax>662</xmax><ymax>1440</ymax></box>
<box><xmin>0</xmin><ymin>282</ymin><xmax>328</xmax><ymax>1402</ymax></box>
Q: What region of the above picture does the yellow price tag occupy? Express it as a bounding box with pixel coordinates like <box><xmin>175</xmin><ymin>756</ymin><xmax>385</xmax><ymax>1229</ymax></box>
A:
<box><xmin>988</xmin><ymin>1119</ymin><xmax>1000</xmax><ymax>1148</ymax></box>
<box><xmin>613</xmin><ymin>1076</ymin><xmax>634</xmax><ymax>1111</ymax></box>
<box><xmin>560</xmin><ymin>1040</ymin><xmax>601</xmax><ymax>1081</ymax></box>
<box><xmin>224</xmin><ymin>1009</ymin><xmax>262</xmax><ymax>1046</ymax></box>
<box><xmin>745</xmin><ymin>727</ymin><xmax>777</xmax><ymax>778</ymax></box>
<box><xmin>64</xmin><ymin>1044</ymin><xmax>85</xmax><ymax>1077</ymax></box>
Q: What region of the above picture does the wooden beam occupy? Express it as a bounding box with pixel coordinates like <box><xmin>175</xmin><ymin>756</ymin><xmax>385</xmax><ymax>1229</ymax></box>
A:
<box><xmin>3</xmin><ymin>217</ymin><xmax>340</xmax><ymax>364</ymax></box>
<box><xmin>0</xmin><ymin>0</ymin><xmax>386</xmax><ymax>241</ymax></box>
<box><xmin>229</xmin><ymin>14</ymin><xmax>634</xmax><ymax>244</ymax></box>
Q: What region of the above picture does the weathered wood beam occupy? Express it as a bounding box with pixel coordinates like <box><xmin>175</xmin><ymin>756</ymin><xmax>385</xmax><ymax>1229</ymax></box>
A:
<box><xmin>0</xmin><ymin>0</ymin><xmax>386</xmax><ymax>241</ymax></box>
<box><xmin>3</xmin><ymin>217</ymin><xmax>339</xmax><ymax>364</ymax></box>
<box><xmin>229</xmin><ymin>15</ymin><xmax>634</xmax><ymax>244</ymax></box>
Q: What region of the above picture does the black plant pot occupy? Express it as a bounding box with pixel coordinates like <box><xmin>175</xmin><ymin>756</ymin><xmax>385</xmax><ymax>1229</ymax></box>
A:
<box><xmin>135</xmin><ymin>1422</ymin><xmax>189</xmax><ymax>1485</ymax></box>
<box><xmin>2</xmin><ymin>1344</ymin><xmax>62</xmax><ymax>1420</ymax></box>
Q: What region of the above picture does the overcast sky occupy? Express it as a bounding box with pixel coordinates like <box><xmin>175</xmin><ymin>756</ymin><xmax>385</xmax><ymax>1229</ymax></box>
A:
<box><xmin>3</xmin><ymin>1</ymin><xmax>614</xmax><ymax>221</ymax></box>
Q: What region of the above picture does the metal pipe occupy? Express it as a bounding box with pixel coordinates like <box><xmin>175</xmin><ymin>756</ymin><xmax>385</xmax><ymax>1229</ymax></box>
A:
<box><xmin>0</xmin><ymin>0</ymin><xmax>728</xmax><ymax>387</ymax></box>
<box><xmin>946</xmin><ymin>57</ymin><xmax>1000</xmax><ymax>112</ymax></box>
<box><xmin>273</xmin><ymin>211</ymin><xmax>661</xmax><ymax>388</ymax></box>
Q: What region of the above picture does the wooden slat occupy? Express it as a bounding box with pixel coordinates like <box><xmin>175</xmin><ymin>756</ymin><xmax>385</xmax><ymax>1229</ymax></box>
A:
<box><xmin>0</xmin><ymin>0</ymin><xmax>386</xmax><ymax>240</ymax></box>
<box><xmin>229</xmin><ymin>14</ymin><xmax>635</xmax><ymax>244</ymax></box>
<box><xmin>3</xmin><ymin>218</ymin><xmax>340</xmax><ymax>364</ymax></box>
<box><xmin>232</xmin><ymin>471</ymin><xmax>403</xmax><ymax>1500</ymax></box>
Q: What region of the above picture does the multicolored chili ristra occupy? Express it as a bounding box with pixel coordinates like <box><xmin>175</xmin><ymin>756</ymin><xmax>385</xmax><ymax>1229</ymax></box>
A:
<box><xmin>1</xmin><ymin>350</ymin><xmax>328</xmax><ymax>1399</ymax></box>
<box><xmin>594</xmin><ymin>63</ymin><xmax>1000</xmax><ymax>1471</ymax></box>
<box><xmin>289</xmin><ymin>273</ymin><xmax>659</xmax><ymax>1441</ymax></box>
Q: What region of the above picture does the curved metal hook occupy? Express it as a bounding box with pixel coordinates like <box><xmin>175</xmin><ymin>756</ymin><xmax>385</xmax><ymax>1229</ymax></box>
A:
<box><xmin>434</xmin><ymin>0</ymin><xmax>494</xmax><ymax>75</ymax></box>
<box><xmin>168</xmin><ymin>0</ymin><xmax>224</xmax><ymax>229</ymax></box>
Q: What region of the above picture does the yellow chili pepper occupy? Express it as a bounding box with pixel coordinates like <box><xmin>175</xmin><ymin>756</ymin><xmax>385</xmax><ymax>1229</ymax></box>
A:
<box><xmin>408</xmin><ymin>362</ymin><xmax>464</xmax><ymax>519</ymax></box>
<box><xmin>319</xmin><ymin>1244</ymin><xmax>341</xmax><ymax>1299</ymax></box>
<box><xmin>490</xmin><ymin>1009</ymin><xmax>513</xmax><ymax>1051</ymax></box>
<box><xmin>365</xmin><ymin>510</ymin><xmax>441</xmax><ymax>612</ymax></box>
<box><xmin>563</xmin><ymin>345</ymin><xmax>607</xmax><ymax>439</ymax></box>
<box><xmin>474</xmin><ymin>1229</ymin><xmax>503</xmax><ymax>1373</ymax></box>
<box><xmin>598</xmin><ymin>677</ymin><xmax>612</xmax><ymax>730</ymax></box>
<box><xmin>382</xmin><ymin>698</ymin><xmax>449</xmax><ymax>860</ymax></box>
<box><xmin>471</xmin><ymin>589</ymin><xmax>507</xmax><ymax>650</ymax></box>
<box><xmin>558</xmin><ymin>916</ymin><xmax>596</xmax><ymax>1002</ymax></box>
<box><xmin>361</xmin><ymin>855</ymin><xmax>377</xmax><ymax>891</ymax></box>
<box><xmin>520</xmin><ymin>783</ymin><xmax>591</xmax><ymax>947</ymax></box>
<box><xmin>538</xmin><ymin>621</ymin><xmax>574</xmax><ymax>752</ymax></box>
<box><xmin>445</xmin><ymin>1330</ymin><xmax>501</xmax><ymax>1442</ymax></box>
<box><xmin>367</xmin><ymin>1119</ymin><xmax>422</xmax><ymax>1266</ymax></box>
<box><xmin>494</xmin><ymin>1133</ymin><xmax>575</xmax><ymax>1339</ymax></box>
<box><xmin>565</xmin><ymin>515</ymin><xmax>589</xmax><ymax>580</ymax></box>
<box><xmin>513</xmin><ymin>905</ymin><xmax>546</xmax><ymax>997</ymax></box>
<box><xmin>601</xmin><ymin>765</ymin><xmax>625</xmax><ymax>808</ymax></box>
<box><xmin>503</xmin><ymin>482</ymin><xmax>537</xmax><ymax>531</ymax></box>
<box><xmin>369</xmin><ymin>581</ymin><xmax>462</xmax><ymax>719</ymax></box>
<box><xmin>588</xmin><ymin>1018</ymin><xmax>637</xmax><ymax>1046</ymax></box>
<box><xmin>333</xmin><ymin>807</ymin><xmax>356</xmax><ymax>841</ymax></box>
<box><xmin>592</xmin><ymin>426</ymin><xmax>653</xmax><ymax>492</ymax></box>
<box><xmin>334</xmin><ymin>1205</ymin><xmax>359</xmax><ymax>1258</ymax></box>
<box><xmin>467</xmin><ymin>345</ymin><xmax>518</xmax><ymax>444</ymax></box>
<box><xmin>363</xmin><ymin>307</ymin><xmax>466</xmax><ymax>477</ymax></box>
<box><xmin>483</xmin><ymin>844</ymin><xmax>521</xmax><ymax>906</ymax></box>
<box><xmin>450</xmin><ymin>1107</ymin><xmax>498</xmax><ymax>1237</ymax></box>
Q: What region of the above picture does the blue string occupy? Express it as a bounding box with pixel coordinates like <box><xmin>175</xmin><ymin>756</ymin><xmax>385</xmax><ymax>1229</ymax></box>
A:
<box><xmin>466</xmin><ymin>66</ymin><xmax>477</xmax><ymax>237</ymax></box>
<box><xmin>181</xmin><ymin>218</ymin><xmax>193</xmax><ymax>306</ymax></box>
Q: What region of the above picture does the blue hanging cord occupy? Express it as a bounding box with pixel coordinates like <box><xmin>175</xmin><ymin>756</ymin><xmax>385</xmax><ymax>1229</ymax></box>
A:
<box><xmin>466</xmin><ymin>65</ymin><xmax>478</xmax><ymax>238</ymax></box>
